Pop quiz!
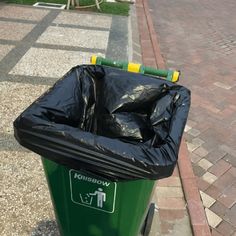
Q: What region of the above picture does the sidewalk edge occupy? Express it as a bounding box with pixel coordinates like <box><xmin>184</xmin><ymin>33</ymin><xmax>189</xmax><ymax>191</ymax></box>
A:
<box><xmin>179</xmin><ymin>140</ymin><xmax>212</xmax><ymax>236</ymax></box>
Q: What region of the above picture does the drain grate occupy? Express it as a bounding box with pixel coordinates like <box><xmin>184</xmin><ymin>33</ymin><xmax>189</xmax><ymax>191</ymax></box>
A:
<box><xmin>33</xmin><ymin>2</ymin><xmax>66</xmax><ymax>9</ymax></box>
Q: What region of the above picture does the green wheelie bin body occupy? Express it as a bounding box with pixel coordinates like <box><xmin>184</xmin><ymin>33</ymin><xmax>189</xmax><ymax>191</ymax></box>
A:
<box><xmin>13</xmin><ymin>64</ymin><xmax>190</xmax><ymax>236</ymax></box>
<box><xmin>42</xmin><ymin>157</ymin><xmax>155</xmax><ymax>236</ymax></box>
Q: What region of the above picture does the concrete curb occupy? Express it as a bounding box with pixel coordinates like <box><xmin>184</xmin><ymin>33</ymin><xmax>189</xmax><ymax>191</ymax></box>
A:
<box><xmin>179</xmin><ymin>140</ymin><xmax>212</xmax><ymax>236</ymax></box>
<box><xmin>136</xmin><ymin>1</ymin><xmax>212</xmax><ymax>235</ymax></box>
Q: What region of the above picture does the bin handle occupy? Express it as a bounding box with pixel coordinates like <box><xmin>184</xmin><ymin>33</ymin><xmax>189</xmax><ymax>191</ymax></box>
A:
<box><xmin>90</xmin><ymin>55</ymin><xmax>180</xmax><ymax>83</ymax></box>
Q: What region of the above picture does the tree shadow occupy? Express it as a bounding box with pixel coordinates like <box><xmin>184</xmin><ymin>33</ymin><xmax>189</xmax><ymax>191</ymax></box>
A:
<box><xmin>31</xmin><ymin>220</ymin><xmax>60</xmax><ymax>236</ymax></box>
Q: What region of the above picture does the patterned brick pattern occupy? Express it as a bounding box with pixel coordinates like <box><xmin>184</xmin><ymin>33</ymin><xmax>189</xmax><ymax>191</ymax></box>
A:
<box><xmin>136</xmin><ymin>1</ymin><xmax>194</xmax><ymax>235</ymax></box>
<box><xmin>149</xmin><ymin>0</ymin><xmax>236</xmax><ymax>234</ymax></box>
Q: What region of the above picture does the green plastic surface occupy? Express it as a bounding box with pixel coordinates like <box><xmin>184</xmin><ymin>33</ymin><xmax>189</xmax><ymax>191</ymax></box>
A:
<box><xmin>42</xmin><ymin>157</ymin><xmax>155</xmax><ymax>236</ymax></box>
<box><xmin>95</xmin><ymin>56</ymin><xmax>173</xmax><ymax>78</ymax></box>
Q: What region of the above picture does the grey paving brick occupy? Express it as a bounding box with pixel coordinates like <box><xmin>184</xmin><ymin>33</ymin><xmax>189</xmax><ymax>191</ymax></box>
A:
<box><xmin>106</xmin><ymin>15</ymin><xmax>128</xmax><ymax>60</ymax></box>
<box><xmin>36</xmin><ymin>26</ymin><xmax>109</xmax><ymax>50</ymax></box>
<box><xmin>9</xmin><ymin>47</ymin><xmax>104</xmax><ymax>78</ymax></box>
<box><xmin>223</xmin><ymin>154</ymin><xmax>236</xmax><ymax>167</ymax></box>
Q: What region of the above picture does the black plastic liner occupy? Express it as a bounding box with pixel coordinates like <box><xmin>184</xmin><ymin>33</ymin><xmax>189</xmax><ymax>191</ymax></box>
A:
<box><xmin>14</xmin><ymin>65</ymin><xmax>190</xmax><ymax>181</ymax></box>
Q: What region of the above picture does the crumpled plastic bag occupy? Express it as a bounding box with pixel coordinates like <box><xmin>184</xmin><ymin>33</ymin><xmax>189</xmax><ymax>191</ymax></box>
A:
<box><xmin>14</xmin><ymin>65</ymin><xmax>190</xmax><ymax>181</ymax></box>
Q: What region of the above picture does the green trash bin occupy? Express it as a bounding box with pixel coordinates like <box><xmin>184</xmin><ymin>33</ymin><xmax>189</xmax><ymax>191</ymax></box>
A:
<box><xmin>42</xmin><ymin>157</ymin><xmax>155</xmax><ymax>236</ymax></box>
<box><xmin>14</xmin><ymin>63</ymin><xmax>190</xmax><ymax>236</ymax></box>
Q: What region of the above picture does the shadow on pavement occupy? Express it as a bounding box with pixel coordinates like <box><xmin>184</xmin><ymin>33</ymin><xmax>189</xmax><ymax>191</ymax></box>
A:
<box><xmin>0</xmin><ymin>132</ymin><xmax>31</xmax><ymax>152</ymax></box>
<box><xmin>31</xmin><ymin>220</ymin><xmax>60</xmax><ymax>236</ymax></box>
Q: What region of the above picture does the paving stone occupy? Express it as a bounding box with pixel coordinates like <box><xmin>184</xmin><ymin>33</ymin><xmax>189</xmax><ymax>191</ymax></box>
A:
<box><xmin>159</xmin><ymin>220</ymin><xmax>174</xmax><ymax>235</ymax></box>
<box><xmin>202</xmin><ymin>172</ymin><xmax>218</xmax><ymax>184</ymax></box>
<box><xmin>156</xmin><ymin>197</ymin><xmax>186</xmax><ymax>210</ymax></box>
<box><xmin>223</xmin><ymin>154</ymin><xmax>236</xmax><ymax>167</ymax></box>
<box><xmin>219</xmin><ymin>107</ymin><xmax>236</xmax><ymax>121</ymax></box>
<box><xmin>210</xmin><ymin>201</ymin><xmax>229</xmax><ymax>218</ymax></box>
<box><xmin>196</xmin><ymin>177</ymin><xmax>210</xmax><ymax>191</ymax></box>
<box><xmin>194</xmin><ymin>147</ymin><xmax>209</xmax><ymax>158</ymax></box>
<box><xmin>194</xmin><ymin>120</ymin><xmax>210</xmax><ymax>133</ymax></box>
<box><xmin>53</xmin><ymin>11</ymin><xmax>112</xmax><ymax>29</ymax></box>
<box><xmin>158</xmin><ymin>209</ymin><xmax>193</xmax><ymax>236</ymax></box>
<box><xmin>229</xmin><ymin>167</ymin><xmax>236</xmax><ymax>177</ymax></box>
<box><xmin>186</xmin><ymin>142</ymin><xmax>197</xmax><ymax>152</ymax></box>
<box><xmin>0</xmin><ymin>21</ymin><xmax>35</xmax><ymax>41</ymax></box>
<box><xmin>37</xmin><ymin>26</ymin><xmax>109</xmax><ymax>49</ymax></box>
<box><xmin>198</xmin><ymin>158</ymin><xmax>213</xmax><ymax>170</ymax></box>
<box><xmin>205</xmin><ymin>208</ymin><xmax>222</xmax><ymax>228</ymax></box>
<box><xmin>0</xmin><ymin>44</ymin><xmax>14</xmax><ymax>61</ymax></box>
<box><xmin>159</xmin><ymin>209</ymin><xmax>185</xmax><ymax>221</ymax></box>
<box><xmin>187</xmin><ymin>128</ymin><xmax>201</xmax><ymax>137</ymax></box>
<box><xmin>205</xmin><ymin>185</ymin><xmax>222</xmax><ymax>199</ymax></box>
<box><xmin>216</xmin><ymin>220</ymin><xmax>236</xmax><ymax>235</ymax></box>
<box><xmin>184</xmin><ymin>132</ymin><xmax>195</xmax><ymax>143</ymax></box>
<box><xmin>213</xmin><ymin>170</ymin><xmax>235</xmax><ymax>192</ymax></box>
<box><xmin>200</xmin><ymin>190</ymin><xmax>216</xmax><ymax>208</ymax></box>
<box><xmin>201</xmin><ymin>139</ymin><xmax>221</xmax><ymax>154</ymax></box>
<box><xmin>209</xmin><ymin>159</ymin><xmax>232</xmax><ymax>177</ymax></box>
<box><xmin>217</xmin><ymin>182</ymin><xmax>236</xmax><ymax>208</ymax></box>
<box><xmin>0</xmin><ymin>82</ymin><xmax>49</xmax><ymax>134</ymax></box>
<box><xmin>0</xmin><ymin>5</ymin><xmax>49</xmax><ymax>21</ymax></box>
<box><xmin>199</xmin><ymin>128</ymin><xmax>227</xmax><ymax>145</ymax></box>
<box><xmin>224</xmin><ymin>204</ymin><xmax>236</xmax><ymax>227</ymax></box>
<box><xmin>186</xmin><ymin>119</ymin><xmax>197</xmax><ymax>128</ymax></box>
<box><xmin>10</xmin><ymin>48</ymin><xmax>104</xmax><ymax>78</ymax></box>
<box><xmin>186</xmin><ymin>137</ymin><xmax>205</xmax><ymax>152</ymax></box>
<box><xmin>205</xmin><ymin>148</ymin><xmax>227</xmax><ymax>164</ymax></box>
<box><xmin>157</xmin><ymin>176</ymin><xmax>181</xmax><ymax>187</ymax></box>
<box><xmin>155</xmin><ymin>187</ymin><xmax>184</xmax><ymax>198</ymax></box>
<box><xmin>193</xmin><ymin>164</ymin><xmax>206</xmax><ymax>177</ymax></box>
<box><xmin>220</xmin><ymin>144</ymin><xmax>236</xmax><ymax>158</ymax></box>
<box><xmin>190</xmin><ymin>152</ymin><xmax>202</xmax><ymax>164</ymax></box>
<box><xmin>211</xmin><ymin>228</ymin><xmax>223</xmax><ymax>236</ymax></box>
<box><xmin>193</xmin><ymin>137</ymin><xmax>205</xmax><ymax>146</ymax></box>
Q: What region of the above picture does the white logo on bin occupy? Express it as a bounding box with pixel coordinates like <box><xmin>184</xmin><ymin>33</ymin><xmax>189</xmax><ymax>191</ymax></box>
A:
<box><xmin>69</xmin><ymin>170</ymin><xmax>116</xmax><ymax>213</ymax></box>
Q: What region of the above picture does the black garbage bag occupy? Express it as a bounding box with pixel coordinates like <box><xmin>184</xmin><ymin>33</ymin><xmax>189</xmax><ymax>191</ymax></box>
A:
<box><xmin>14</xmin><ymin>65</ymin><xmax>190</xmax><ymax>181</ymax></box>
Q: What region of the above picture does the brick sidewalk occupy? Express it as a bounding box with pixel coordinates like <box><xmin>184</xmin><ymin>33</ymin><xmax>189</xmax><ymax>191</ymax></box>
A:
<box><xmin>148</xmin><ymin>0</ymin><xmax>236</xmax><ymax>235</ymax></box>
<box><xmin>134</xmin><ymin>1</ymin><xmax>195</xmax><ymax>235</ymax></box>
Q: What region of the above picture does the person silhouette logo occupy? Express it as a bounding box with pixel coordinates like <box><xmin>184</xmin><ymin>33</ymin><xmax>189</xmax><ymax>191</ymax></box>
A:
<box><xmin>90</xmin><ymin>188</ymin><xmax>106</xmax><ymax>208</ymax></box>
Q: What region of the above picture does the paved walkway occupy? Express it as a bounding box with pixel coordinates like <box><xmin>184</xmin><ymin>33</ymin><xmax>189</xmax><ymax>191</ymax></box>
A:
<box><xmin>0</xmin><ymin>3</ymin><xmax>197</xmax><ymax>235</ymax></box>
<box><xmin>0</xmin><ymin>3</ymin><xmax>194</xmax><ymax>235</ymax></box>
<box><xmin>134</xmin><ymin>1</ymin><xmax>195</xmax><ymax>235</ymax></box>
<box><xmin>148</xmin><ymin>0</ymin><xmax>236</xmax><ymax>235</ymax></box>
<box><xmin>0</xmin><ymin>4</ymin><xmax>129</xmax><ymax>235</ymax></box>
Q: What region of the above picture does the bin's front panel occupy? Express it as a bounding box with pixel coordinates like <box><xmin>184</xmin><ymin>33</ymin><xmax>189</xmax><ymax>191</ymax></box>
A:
<box><xmin>42</xmin><ymin>157</ymin><xmax>155</xmax><ymax>236</ymax></box>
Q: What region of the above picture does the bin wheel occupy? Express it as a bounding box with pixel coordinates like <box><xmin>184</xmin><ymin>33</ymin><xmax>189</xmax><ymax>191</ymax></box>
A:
<box><xmin>141</xmin><ymin>203</ymin><xmax>156</xmax><ymax>236</ymax></box>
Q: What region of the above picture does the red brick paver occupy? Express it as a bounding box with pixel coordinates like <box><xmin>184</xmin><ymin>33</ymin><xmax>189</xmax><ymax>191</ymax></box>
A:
<box><xmin>136</xmin><ymin>0</ymin><xmax>210</xmax><ymax>235</ymax></box>
<box><xmin>148</xmin><ymin>0</ymin><xmax>236</xmax><ymax>234</ymax></box>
